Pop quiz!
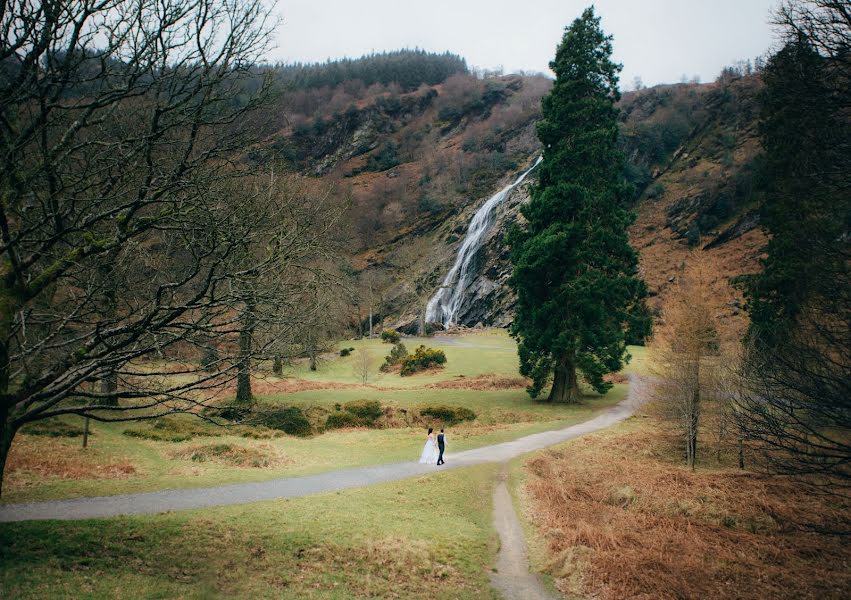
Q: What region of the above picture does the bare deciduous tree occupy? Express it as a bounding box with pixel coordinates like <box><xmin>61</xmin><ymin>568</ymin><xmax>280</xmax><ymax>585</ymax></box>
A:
<box><xmin>649</xmin><ymin>253</ymin><xmax>725</xmax><ymax>470</ymax></box>
<box><xmin>0</xmin><ymin>0</ymin><xmax>295</xmax><ymax>494</ymax></box>
<box><xmin>353</xmin><ymin>348</ymin><xmax>372</xmax><ymax>384</ymax></box>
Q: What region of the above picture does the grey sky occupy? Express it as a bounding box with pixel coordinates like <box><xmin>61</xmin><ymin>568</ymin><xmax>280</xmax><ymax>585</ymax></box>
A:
<box><xmin>271</xmin><ymin>0</ymin><xmax>780</xmax><ymax>87</ymax></box>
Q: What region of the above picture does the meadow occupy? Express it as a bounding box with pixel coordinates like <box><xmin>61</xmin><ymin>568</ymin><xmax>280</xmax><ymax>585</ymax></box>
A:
<box><xmin>2</xmin><ymin>330</ymin><xmax>628</xmax><ymax>504</ymax></box>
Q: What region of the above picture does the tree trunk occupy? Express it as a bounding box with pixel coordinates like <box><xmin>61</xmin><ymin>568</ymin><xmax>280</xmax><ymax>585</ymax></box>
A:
<box><xmin>687</xmin><ymin>382</ymin><xmax>700</xmax><ymax>471</ymax></box>
<box><xmin>272</xmin><ymin>355</ymin><xmax>283</xmax><ymax>376</ymax></box>
<box><xmin>100</xmin><ymin>368</ymin><xmax>118</xmax><ymax>407</ymax></box>
<box><xmin>235</xmin><ymin>300</ymin><xmax>255</xmax><ymax>404</ymax></box>
<box><xmin>0</xmin><ymin>407</ymin><xmax>15</xmax><ymax>498</ymax></box>
<box><xmin>0</xmin><ymin>310</ymin><xmax>14</xmax><ymax>496</ymax></box>
<box><xmin>548</xmin><ymin>355</ymin><xmax>580</xmax><ymax>403</ymax></box>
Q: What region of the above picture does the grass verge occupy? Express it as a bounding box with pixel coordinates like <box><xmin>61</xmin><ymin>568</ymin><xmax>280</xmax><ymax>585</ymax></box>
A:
<box><xmin>0</xmin><ymin>465</ymin><xmax>500</xmax><ymax>599</ymax></box>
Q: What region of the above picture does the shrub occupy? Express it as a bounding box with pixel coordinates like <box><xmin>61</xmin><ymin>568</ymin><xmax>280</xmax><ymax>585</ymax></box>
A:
<box><xmin>340</xmin><ymin>348</ymin><xmax>352</xmax><ymax>357</ymax></box>
<box><xmin>400</xmin><ymin>345</ymin><xmax>447</xmax><ymax>376</ymax></box>
<box><xmin>21</xmin><ymin>419</ymin><xmax>86</xmax><ymax>438</ymax></box>
<box><xmin>254</xmin><ymin>407</ymin><xmax>312</xmax><ymax>437</ymax></box>
<box><xmin>174</xmin><ymin>443</ymin><xmax>272</xmax><ymax>468</ymax></box>
<box><xmin>122</xmin><ymin>417</ymin><xmax>219</xmax><ymax>442</ymax></box>
<box><xmin>343</xmin><ymin>400</ymin><xmax>383</xmax><ymax>422</ymax></box>
<box><xmin>324</xmin><ymin>411</ymin><xmax>367</xmax><ymax>430</ymax></box>
<box><xmin>646</xmin><ymin>182</ymin><xmax>666</xmax><ymax>199</ymax></box>
<box><xmin>420</xmin><ymin>405</ymin><xmax>476</xmax><ymax>424</ymax></box>
<box><xmin>418</xmin><ymin>194</ymin><xmax>442</xmax><ymax>215</ymax></box>
<box><xmin>380</xmin><ymin>329</ymin><xmax>401</xmax><ymax>343</ymax></box>
<box><xmin>216</xmin><ymin>404</ymin><xmax>252</xmax><ymax>422</ymax></box>
<box><xmin>380</xmin><ymin>342</ymin><xmax>408</xmax><ymax>371</ymax></box>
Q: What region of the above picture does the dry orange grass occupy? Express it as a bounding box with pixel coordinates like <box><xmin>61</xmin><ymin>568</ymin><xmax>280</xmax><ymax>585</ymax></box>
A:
<box><xmin>523</xmin><ymin>421</ymin><xmax>851</xmax><ymax>599</ymax></box>
<box><xmin>6</xmin><ymin>436</ymin><xmax>137</xmax><ymax>488</ymax></box>
<box><xmin>427</xmin><ymin>374</ymin><xmax>529</xmax><ymax>390</ymax></box>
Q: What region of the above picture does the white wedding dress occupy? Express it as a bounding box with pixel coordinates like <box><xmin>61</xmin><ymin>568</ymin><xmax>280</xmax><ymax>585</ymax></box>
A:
<box><xmin>419</xmin><ymin>435</ymin><xmax>438</xmax><ymax>464</ymax></box>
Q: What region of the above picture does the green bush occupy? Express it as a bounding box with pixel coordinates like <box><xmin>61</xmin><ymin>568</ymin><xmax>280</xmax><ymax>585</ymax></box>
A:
<box><xmin>324</xmin><ymin>411</ymin><xmax>367</xmax><ymax>430</ymax></box>
<box><xmin>420</xmin><ymin>405</ymin><xmax>476</xmax><ymax>424</ymax></box>
<box><xmin>339</xmin><ymin>348</ymin><xmax>352</xmax><ymax>357</ymax></box>
<box><xmin>21</xmin><ymin>419</ymin><xmax>86</xmax><ymax>438</ymax></box>
<box><xmin>380</xmin><ymin>329</ymin><xmax>401</xmax><ymax>343</ymax></box>
<box><xmin>400</xmin><ymin>345</ymin><xmax>447</xmax><ymax>376</ymax></box>
<box><xmin>645</xmin><ymin>182</ymin><xmax>665</xmax><ymax>199</ymax></box>
<box><xmin>380</xmin><ymin>342</ymin><xmax>408</xmax><ymax>371</ymax></box>
<box><xmin>254</xmin><ymin>407</ymin><xmax>312</xmax><ymax>437</ymax></box>
<box><xmin>122</xmin><ymin>417</ymin><xmax>219</xmax><ymax>442</ymax></box>
<box><xmin>342</xmin><ymin>400</ymin><xmax>383</xmax><ymax>422</ymax></box>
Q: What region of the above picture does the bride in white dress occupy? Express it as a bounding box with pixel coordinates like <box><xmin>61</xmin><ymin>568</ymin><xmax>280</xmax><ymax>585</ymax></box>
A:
<box><xmin>419</xmin><ymin>428</ymin><xmax>438</xmax><ymax>464</ymax></box>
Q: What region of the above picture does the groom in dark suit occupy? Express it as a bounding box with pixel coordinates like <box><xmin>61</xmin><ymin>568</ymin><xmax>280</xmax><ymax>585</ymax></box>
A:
<box><xmin>437</xmin><ymin>429</ymin><xmax>446</xmax><ymax>465</ymax></box>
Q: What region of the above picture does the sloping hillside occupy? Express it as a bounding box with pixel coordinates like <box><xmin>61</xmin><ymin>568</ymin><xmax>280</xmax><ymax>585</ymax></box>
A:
<box><xmin>260</xmin><ymin>53</ymin><xmax>767</xmax><ymax>335</ymax></box>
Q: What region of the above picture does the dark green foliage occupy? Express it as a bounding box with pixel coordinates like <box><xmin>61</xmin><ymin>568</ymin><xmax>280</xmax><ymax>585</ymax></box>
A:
<box><xmin>380</xmin><ymin>342</ymin><xmax>408</xmax><ymax>371</ymax></box>
<box><xmin>254</xmin><ymin>407</ymin><xmax>312</xmax><ymax>437</ymax></box>
<box><xmin>122</xmin><ymin>418</ymin><xmax>221</xmax><ymax>443</ymax></box>
<box><xmin>324</xmin><ymin>411</ymin><xmax>366</xmax><ymax>430</ymax></box>
<box><xmin>508</xmin><ymin>8</ymin><xmax>648</xmax><ymax>402</ymax></box>
<box><xmin>736</xmin><ymin>7</ymin><xmax>851</xmax><ymax>485</ymax></box>
<box><xmin>366</xmin><ymin>141</ymin><xmax>400</xmax><ymax>172</ymax></box>
<box><xmin>324</xmin><ymin>400</ymin><xmax>385</xmax><ymax>429</ymax></box>
<box><xmin>276</xmin><ymin>49</ymin><xmax>468</xmax><ymax>92</ymax></box>
<box><xmin>417</xmin><ymin>194</ymin><xmax>442</xmax><ymax>215</ymax></box>
<box><xmin>20</xmin><ymin>419</ymin><xmax>86</xmax><ymax>438</ymax></box>
<box><xmin>400</xmin><ymin>345</ymin><xmax>447</xmax><ymax>376</ymax></box>
<box><xmin>745</xmin><ymin>38</ymin><xmax>849</xmax><ymax>347</ymax></box>
<box><xmin>645</xmin><ymin>182</ymin><xmax>665</xmax><ymax>200</ymax></box>
<box><xmin>380</xmin><ymin>329</ymin><xmax>401</xmax><ymax>343</ymax></box>
<box><xmin>341</xmin><ymin>400</ymin><xmax>383</xmax><ymax>422</ymax></box>
<box><xmin>339</xmin><ymin>348</ymin><xmax>352</xmax><ymax>357</ymax></box>
<box><xmin>420</xmin><ymin>405</ymin><xmax>476</xmax><ymax>424</ymax></box>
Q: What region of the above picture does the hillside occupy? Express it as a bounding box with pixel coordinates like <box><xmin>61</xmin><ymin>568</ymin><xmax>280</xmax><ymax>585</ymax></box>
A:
<box><xmin>258</xmin><ymin>53</ymin><xmax>767</xmax><ymax>335</ymax></box>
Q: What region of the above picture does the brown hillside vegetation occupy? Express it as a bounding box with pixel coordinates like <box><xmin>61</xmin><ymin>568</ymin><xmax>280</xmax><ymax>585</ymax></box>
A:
<box><xmin>626</xmin><ymin>76</ymin><xmax>768</xmax><ymax>337</ymax></box>
<box><xmin>522</xmin><ymin>419</ymin><xmax>851</xmax><ymax>599</ymax></box>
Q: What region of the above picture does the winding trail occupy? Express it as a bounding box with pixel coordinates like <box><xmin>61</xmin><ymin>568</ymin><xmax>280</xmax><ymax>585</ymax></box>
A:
<box><xmin>0</xmin><ymin>377</ymin><xmax>643</xmax><ymax>523</ymax></box>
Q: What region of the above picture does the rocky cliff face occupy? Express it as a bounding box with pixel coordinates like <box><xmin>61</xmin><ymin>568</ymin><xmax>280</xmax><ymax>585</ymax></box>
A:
<box><xmin>443</xmin><ymin>178</ymin><xmax>531</xmax><ymax>328</ymax></box>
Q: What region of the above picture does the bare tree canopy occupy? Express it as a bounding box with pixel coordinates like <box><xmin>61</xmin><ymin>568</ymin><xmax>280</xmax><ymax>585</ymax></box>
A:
<box><xmin>0</xmin><ymin>0</ymin><xmax>315</xmax><ymax>494</ymax></box>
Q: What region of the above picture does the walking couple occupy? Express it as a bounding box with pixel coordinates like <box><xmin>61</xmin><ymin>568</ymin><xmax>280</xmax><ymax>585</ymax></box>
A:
<box><xmin>418</xmin><ymin>427</ymin><xmax>446</xmax><ymax>465</ymax></box>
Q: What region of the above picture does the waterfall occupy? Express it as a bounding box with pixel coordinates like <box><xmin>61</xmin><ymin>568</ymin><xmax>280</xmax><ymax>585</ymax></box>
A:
<box><xmin>425</xmin><ymin>156</ymin><xmax>542</xmax><ymax>327</ymax></box>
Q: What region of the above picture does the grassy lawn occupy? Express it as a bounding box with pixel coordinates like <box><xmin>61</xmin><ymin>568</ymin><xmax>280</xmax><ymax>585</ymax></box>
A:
<box><xmin>282</xmin><ymin>329</ymin><xmax>520</xmax><ymax>387</ymax></box>
<box><xmin>3</xmin><ymin>330</ymin><xmax>636</xmax><ymax>503</ymax></box>
<box><xmin>0</xmin><ymin>465</ymin><xmax>501</xmax><ymax>599</ymax></box>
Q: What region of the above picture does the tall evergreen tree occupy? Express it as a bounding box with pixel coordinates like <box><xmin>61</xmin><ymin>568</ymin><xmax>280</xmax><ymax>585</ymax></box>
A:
<box><xmin>738</xmin><ymin>16</ymin><xmax>851</xmax><ymax>484</ymax></box>
<box><xmin>508</xmin><ymin>7</ymin><xmax>647</xmax><ymax>403</ymax></box>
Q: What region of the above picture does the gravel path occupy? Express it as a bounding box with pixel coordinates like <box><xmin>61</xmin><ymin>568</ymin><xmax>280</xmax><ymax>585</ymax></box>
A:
<box><xmin>490</xmin><ymin>468</ymin><xmax>558</xmax><ymax>600</ymax></box>
<box><xmin>0</xmin><ymin>377</ymin><xmax>642</xmax><ymax>523</ymax></box>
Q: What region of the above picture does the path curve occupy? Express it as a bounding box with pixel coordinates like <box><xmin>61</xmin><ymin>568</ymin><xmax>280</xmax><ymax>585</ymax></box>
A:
<box><xmin>0</xmin><ymin>377</ymin><xmax>643</xmax><ymax>523</ymax></box>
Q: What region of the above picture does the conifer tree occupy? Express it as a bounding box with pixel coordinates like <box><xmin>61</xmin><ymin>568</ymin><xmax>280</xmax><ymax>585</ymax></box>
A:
<box><xmin>509</xmin><ymin>7</ymin><xmax>647</xmax><ymax>403</ymax></box>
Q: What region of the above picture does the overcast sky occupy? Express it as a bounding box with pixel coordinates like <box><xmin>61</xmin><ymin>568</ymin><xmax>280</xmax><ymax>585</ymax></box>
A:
<box><xmin>270</xmin><ymin>0</ymin><xmax>780</xmax><ymax>87</ymax></box>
